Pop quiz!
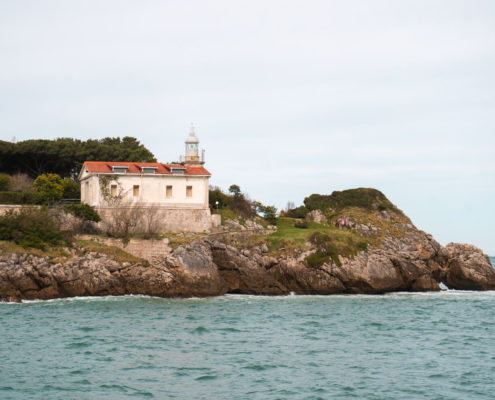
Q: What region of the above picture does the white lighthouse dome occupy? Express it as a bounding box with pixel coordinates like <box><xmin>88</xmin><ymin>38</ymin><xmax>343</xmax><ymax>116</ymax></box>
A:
<box><xmin>185</xmin><ymin>126</ymin><xmax>199</xmax><ymax>144</ymax></box>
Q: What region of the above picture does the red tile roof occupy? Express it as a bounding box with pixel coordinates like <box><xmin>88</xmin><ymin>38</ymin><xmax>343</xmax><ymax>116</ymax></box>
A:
<box><xmin>82</xmin><ymin>161</ymin><xmax>211</xmax><ymax>176</ymax></box>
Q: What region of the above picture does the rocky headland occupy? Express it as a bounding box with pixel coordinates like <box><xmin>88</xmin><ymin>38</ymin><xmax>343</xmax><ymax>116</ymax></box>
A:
<box><xmin>1</xmin><ymin>189</ymin><xmax>494</xmax><ymax>302</ymax></box>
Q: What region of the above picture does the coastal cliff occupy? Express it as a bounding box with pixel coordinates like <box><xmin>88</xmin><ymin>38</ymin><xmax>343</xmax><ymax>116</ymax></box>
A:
<box><xmin>1</xmin><ymin>189</ymin><xmax>494</xmax><ymax>302</ymax></box>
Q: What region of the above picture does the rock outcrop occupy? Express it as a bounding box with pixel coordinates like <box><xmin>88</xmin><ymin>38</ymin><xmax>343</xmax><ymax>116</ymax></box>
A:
<box><xmin>443</xmin><ymin>243</ymin><xmax>495</xmax><ymax>290</ymax></box>
<box><xmin>1</xmin><ymin>194</ymin><xmax>494</xmax><ymax>302</ymax></box>
<box><xmin>1</xmin><ymin>234</ymin><xmax>493</xmax><ymax>302</ymax></box>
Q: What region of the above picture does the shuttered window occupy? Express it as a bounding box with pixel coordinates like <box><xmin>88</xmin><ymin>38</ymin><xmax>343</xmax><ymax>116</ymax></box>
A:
<box><xmin>111</xmin><ymin>185</ymin><xmax>117</xmax><ymax>197</ymax></box>
<box><xmin>166</xmin><ymin>185</ymin><xmax>173</xmax><ymax>198</ymax></box>
<box><xmin>133</xmin><ymin>185</ymin><xmax>139</xmax><ymax>197</ymax></box>
<box><xmin>186</xmin><ymin>186</ymin><xmax>193</xmax><ymax>197</ymax></box>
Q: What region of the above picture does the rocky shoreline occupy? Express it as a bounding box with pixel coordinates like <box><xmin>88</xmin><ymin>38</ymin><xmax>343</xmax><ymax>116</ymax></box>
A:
<box><xmin>1</xmin><ymin>231</ymin><xmax>494</xmax><ymax>303</ymax></box>
<box><xmin>2</xmin><ymin>190</ymin><xmax>494</xmax><ymax>303</ymax></box>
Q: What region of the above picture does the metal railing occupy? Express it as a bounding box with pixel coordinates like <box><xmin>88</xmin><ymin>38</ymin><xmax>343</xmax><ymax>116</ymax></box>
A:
<box><xmin>59</xmin><ymin>198</ymin><xmax>81</xmax><ymax>205</ymax></box>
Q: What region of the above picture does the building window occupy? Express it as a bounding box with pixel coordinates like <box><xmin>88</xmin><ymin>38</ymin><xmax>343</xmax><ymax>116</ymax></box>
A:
<box><xmin>133</xmin><ymin>185</ymin><xmax>139</xmax><ymax>197</ymax></box>
<box><xmin>166</xmin><ymin>185</ymin><xmax>173</xmax><ymax>198</ymax></box>
<box><xmin>111</xmin><ymin>184</ymin><xmax>117</xmax><ymax>197</ymax></box>
<box><xmin>186</xmin><ymin>186</ymin><xmax>193</xmax><ymax>198</ymax></box>
<box><xmin>112</xmin><ymin>166</ymin><xmax>129</xmax><ymax>174</ymax></box>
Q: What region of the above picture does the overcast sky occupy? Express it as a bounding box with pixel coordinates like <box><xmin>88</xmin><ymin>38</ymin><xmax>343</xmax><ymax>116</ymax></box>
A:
<box><xmin>1</xmin><ymin>0</ymin><xmax>494</xmax><ymax>254</ymax></box>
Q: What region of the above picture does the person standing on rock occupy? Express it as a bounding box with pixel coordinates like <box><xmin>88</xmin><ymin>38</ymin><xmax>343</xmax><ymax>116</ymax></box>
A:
<box><xmin>340</xmin><ymin>217</ymin><xmax>346</xmax><ymax>229</ymax></box>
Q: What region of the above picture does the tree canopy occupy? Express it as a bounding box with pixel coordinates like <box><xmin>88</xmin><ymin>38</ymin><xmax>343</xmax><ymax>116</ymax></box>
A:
<box><xmin>0</xmin><ymin>137</ymin><xmax>156</xmax><ymax>178</ymax></box>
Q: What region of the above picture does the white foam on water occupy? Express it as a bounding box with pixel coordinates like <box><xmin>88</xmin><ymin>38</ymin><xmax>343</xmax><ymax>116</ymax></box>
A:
<box><xmin>3</xmin><ymin>290</ymin><xmax>495</xmax><ymax>306</ymax></box>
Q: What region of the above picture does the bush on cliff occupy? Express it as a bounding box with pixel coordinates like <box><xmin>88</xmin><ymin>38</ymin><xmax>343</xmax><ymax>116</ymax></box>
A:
<box><xmin>283</xmin><ymin>205</ymin><xmax>309</xmax><ymax>218</ymax></box>
<box><xmin>254</xmin><ymin>203</ymin><xmax>278</xmax><ymax>225</ymax></box>
<box><xmin>209</xmin><ymin>184</ymin><xmax>258</xmax><ymax>220</ymax></box>
<box><xmin>63</xmin><ymin>203</ymin><xmax>100</xmax><ymax>222</ymax></box>
<box><xmin>305</xmin><ymin>232</ymin><xmax>341</xmax><ymax>267</ymax></box>
<box><xmin>0</xmin><ymin>208</ymin><xmax>72</xmax><ymax>250</ymax></box>
<box><xmin>294</xmin><ymin>219</ymin><xmax>308</xmax><ymax>229</ymax></box>
<box><xmin>303</xmin><ymin>230</ymin><xmax>368</xmax><ymax>268</ymax></box>
<box><xmin>304</xmin><ymin>188</ymin><xmax>395</xmax><ymax>212</ymax></box>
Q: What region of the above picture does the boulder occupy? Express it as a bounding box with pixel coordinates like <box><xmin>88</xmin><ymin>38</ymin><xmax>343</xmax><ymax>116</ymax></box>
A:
<box><xmin>443</xmin><ymin>243</ymin><xmax>495</xmax><ymax>290</ymax></box>
<box><xmin>305</xmin><ymin>210</ymin><xmax>327</xmax><ymax>224</ymax></box>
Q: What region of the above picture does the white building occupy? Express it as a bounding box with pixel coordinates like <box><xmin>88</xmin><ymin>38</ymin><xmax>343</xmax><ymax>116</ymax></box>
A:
<box><xmin>79</xmin><ymin>129</ymin><xmax>216</xmax><ymax>232</ymax></box>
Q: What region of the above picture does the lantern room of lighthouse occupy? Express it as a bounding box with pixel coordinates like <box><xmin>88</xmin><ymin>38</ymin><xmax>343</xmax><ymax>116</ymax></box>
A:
<box><xmin>184</xmin><ymin>125</ymin><xmax>204</xmax><ymax>166</ymax></box>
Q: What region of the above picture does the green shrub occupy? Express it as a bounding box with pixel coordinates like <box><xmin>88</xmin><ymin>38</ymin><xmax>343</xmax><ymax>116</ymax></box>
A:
<box><xmin>33</xmin><ymin>174</ymin><xmax>64</xmax><ymax>204</ymax></box>
<box><xmin>0</xmin><ymin>208</ymin><xmax>72</xmax><ymax>250</ymax></box>
<box><xmin>294</xmin><ymin>219</ymin><xmax>308</xmax><ymax>229</ymax></box>
<box><xmin>209</xmin><ymin>184</ymin><xmax>256</xmax><ymax>219</ymax></box>
<box><xmin>285</xmin><ymin>205</ymin><xmax>309</xmax><ymax>218</ymax></box>
<box><xmin>62</xmin><ymin>178</ymin><xmax>80</xmax><ymax>199</ymax></box>
<box><xmin>304</xmin><ymin>188</ymin><xmax>394</xmax><ymax>212</ymax></box>
<box><xmin>259</xmin><ymin>205</ymin><xmax>277</xmax><ymax>225</ymax></box>
<box><xmin>63</xmin><ymin>203</ymin><xmax>100</xmax><ymax>222</ymax></box>
<box><xmin>306</xmin><ymin>250</ymin><xmax>331</xmax><ymax>268</ymax></box>
<box><xmin>306</xmin><ymin>232</ymin><xmax>341</xmax><ymax>267</ymax></box>
<box><xmin>377</xmin><ymin>202</ymin><xmax>388</xmax><ymax>211</ymax></box>
<box><xmin>357</xmin><ymin>241</ymin><xmax>368</xmax><ymax>251</ymax></box>
<box><xmin>0</xmin><ymin>191</ymin><xmax>40</xmax><ymax>205</ymax></box>
<box><xmin>0</xmin><ymin>174</ymin><xmax>10</xmax><ymax>191</ymax></box>
<box><xmin>209</xmin><ymin>186</ymin><xmax>231</xmax><ymax>209</ymax></box>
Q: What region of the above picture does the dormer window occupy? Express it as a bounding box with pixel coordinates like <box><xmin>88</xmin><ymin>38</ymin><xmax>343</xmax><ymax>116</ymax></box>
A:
<box><xmin>112</xmin><ymin>166</ymin><xmax>129</xmax><ymax>174</ymax></box>
<box><xmin>141</xmin><ymin>167</ymin><xmax>157</xmax><ymax>174</ymax></box>
<box><xmin>171</xmin><ymin>167</ymin><xmax>186</xmax><ymax>174</ymax></box>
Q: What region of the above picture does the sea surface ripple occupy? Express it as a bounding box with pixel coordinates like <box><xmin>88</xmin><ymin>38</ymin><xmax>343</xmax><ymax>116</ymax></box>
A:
<box><xmin>1</xmin><ymin>262</ymin><xmax>494</xmax><ymax>399</ymax></box>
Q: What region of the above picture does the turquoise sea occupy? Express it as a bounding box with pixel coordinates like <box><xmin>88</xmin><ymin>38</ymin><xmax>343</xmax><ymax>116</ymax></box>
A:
<box><xmin>1</xmin><ymin>257</ymin><xmax>494</xmax><ymax>400</ymax></box>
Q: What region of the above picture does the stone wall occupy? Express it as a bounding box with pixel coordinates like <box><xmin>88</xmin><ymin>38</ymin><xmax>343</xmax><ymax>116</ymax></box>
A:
<box><xmin>211</xmin><ymin>214</ymin><xmax>221</xmax><ymax>229</ymax></box>
<box><xmin>0</xmin><ymin>205</ymin><xmax>39</xmax><ymax>215</ymax></box>
<box><xmin>96</xmin><ymin>206</ymin><xmax>214</xmax><ymax>233</ymax></box>
<box><xmin>78</xmin><ymin>235</ymin><xmax>172</xmax><ymax>262</ymax></box>
<box><xmin>0</xmin><ymin>205</ymin><xmax>217</xmax><ymax>233</ymax></box>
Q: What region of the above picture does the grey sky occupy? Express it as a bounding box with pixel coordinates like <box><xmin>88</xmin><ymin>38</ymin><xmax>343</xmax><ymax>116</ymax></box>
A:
<box><xmin>1</xmin><ymin>0</ymin><xmax>494</xmax><ymax>254</ymax></box>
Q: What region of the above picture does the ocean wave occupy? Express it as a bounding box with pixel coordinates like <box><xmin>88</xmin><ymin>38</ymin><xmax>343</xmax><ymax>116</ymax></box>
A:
<box><xmin>1</xmin><ymin>289</ymin><xmax>495</xmax><ymax>306</ymax></box>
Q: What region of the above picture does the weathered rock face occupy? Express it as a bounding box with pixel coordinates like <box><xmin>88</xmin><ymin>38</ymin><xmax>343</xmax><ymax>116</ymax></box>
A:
<box><xmin>443</xmin><ymin>243</ymin><xmax>495</xmax><ymax>290</ymax></box>
<box><xmin>305</xmin><ymin>210</ymin><xmax>327</xmax><ymax>225</ymax></box>
<box><xmin>0</xmin><ymin>233</ymin><xmax>493</xmax><ymax>302</ymax></box>
<box><xmin>210</xmin><ymin>241</ymin><xmax>289</xmax><ymax>295</ymax></box>
<box><xmin>0</xmin><ymin>243</ymin><xmax>229</xmax><ymax>302</ymax></box>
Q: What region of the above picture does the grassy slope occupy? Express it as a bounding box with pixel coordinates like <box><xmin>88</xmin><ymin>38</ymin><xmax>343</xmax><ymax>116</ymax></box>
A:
<box><xmin>256</xmin><ymin>218</ymin><xmax>368</xmax><ymax>262</ymax></box>
<box><xmin>0</xmin><ymin>240</ymin><xmax>70</xmax><ymax>262</ymax></box>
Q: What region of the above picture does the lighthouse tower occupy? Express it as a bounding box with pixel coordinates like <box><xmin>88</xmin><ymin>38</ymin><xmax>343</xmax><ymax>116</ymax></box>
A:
<box><xmin>183</xmin><ymin>125</ymin><xmax>204</xmax><ymax>166</ymax></box>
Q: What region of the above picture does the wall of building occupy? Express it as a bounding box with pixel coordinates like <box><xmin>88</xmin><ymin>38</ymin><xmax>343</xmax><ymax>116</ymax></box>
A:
<box><xmin>81</xmin><ymin>174</ymin><xmax>209</xmax><ymax>209</ymax></box>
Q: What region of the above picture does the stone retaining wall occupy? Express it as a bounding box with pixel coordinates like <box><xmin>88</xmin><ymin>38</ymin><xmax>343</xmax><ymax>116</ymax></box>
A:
<box><xmin>0</xmin><ymin>205</ymin><xmax>40</xmax><ymax>215</ymax></box>
<box><xmin>97</xmin><ymin>206</ymin><xmax>214</xmax><ymax>233</ymax></box>
<box><xmin>78</xmin><ymin>235</ymin><xmax>172</xmax><ymax>262</ymax></box>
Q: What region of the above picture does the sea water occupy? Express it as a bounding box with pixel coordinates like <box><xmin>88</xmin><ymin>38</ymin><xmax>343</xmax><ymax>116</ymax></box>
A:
<box><xmin>1</xmin><ymin>258</ymin><xmax>494</xmax><ymax>400</ymax></box>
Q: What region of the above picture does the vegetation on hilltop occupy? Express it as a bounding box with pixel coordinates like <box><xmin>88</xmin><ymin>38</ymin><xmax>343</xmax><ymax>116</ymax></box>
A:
<box><xmin>0</xmin><ymin>137</ymin><xmax>156</xmax><ymax>178</ymax></box>
<box><xmin>262</xmin><ymin>188</ymin><xmax>411</xmax><ymax>266</ymax></box>
<box><xmin>304</xmin><ymin>188</ymin><xmax>395</xmax><ymax>212</ymax></box>
<box><xmin>209</xmin><ymin>184</ymin><xmax>277</xmax><ymax>225</ymax></box>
